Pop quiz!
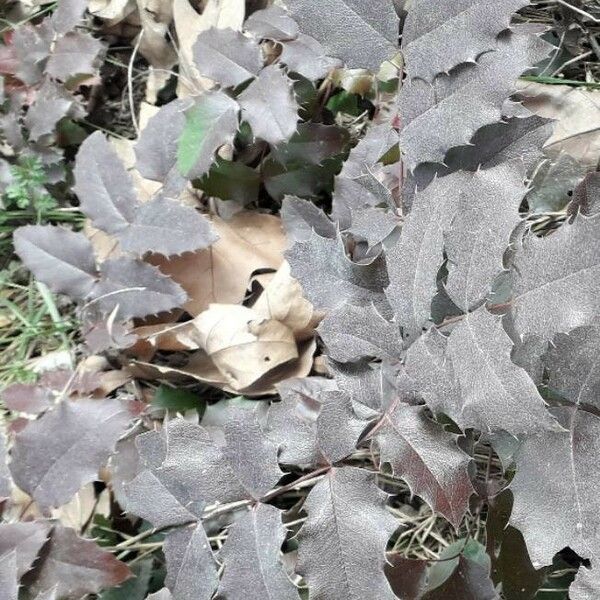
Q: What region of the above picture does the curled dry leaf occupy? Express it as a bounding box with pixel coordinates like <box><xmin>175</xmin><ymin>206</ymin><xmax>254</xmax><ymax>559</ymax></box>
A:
<box><xmin>150</xmin><ymin>212</ymin><xmax>286</xmax><ymax>315</ymax></box>
<box><xmin>193</xmin><ymin>304</ymin><xmax>298</xmax><ymax>390</ymax></box>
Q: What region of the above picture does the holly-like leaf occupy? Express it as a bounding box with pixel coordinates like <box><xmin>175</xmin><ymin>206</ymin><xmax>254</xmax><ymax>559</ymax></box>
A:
<box><xmin>158</xmin><ymin>414</ymin><xmax>283</xmax><ymax>505</ymax></box>
<box><xmin>217</xmin><ymin>504</ymin><xmax>299</xmax><ymax>600</ymax></box>
<box><xmin>399</xmin><ymin>31</ymin><xmax>550</xmax><ymax>171</ymax></box>
<box><xmin>544</xmin><ymin>326</ymin><xmax>600</xmax><ymax>409</ymax></box>
<box><xmin>135</xmin><ymin>99</ymin><xmax>190</xmax><ymax>189</ymax></box>
<box><xmin>163</xmin><ymin>523</ymin><xmax>218</xmax><ymax>600</ymax></box>
<box><xmin>284</xmin><ymin>0</ymin><xmax>399</xmax><ymax>70</ymax></box>
<box><xmin>13</xmin><ymin>225</ymin><xmax>97</xmax><ymax>299</ymax></box>
<box><xmin>267</xmin><ymin>377</ymin><xmax>336</xmax><ymax>467</ymax></box>
<box><xmin>316</xmin><ymin>391</ymin><xmax>368</xmax><ymax>464</ymax></box>
<box><xmin>177</xmin><ymin>91</ymin><xmax>240</xmax><ymax>178</ymax></box>
<box><xmin>404</xmin><ymin>327</ymin><xmax>463</xmax><ymax>422</ymax></box>
<box><xmin>73</xmin><ymin>131</ymin><xmax>138</xmax><ymax>235</ymax></box>
<box><xmin>193</xmin><ymin>27</ymin><xmax>262</xmax><ymax>87</ymax></box>
<box><xmin>91</xmin><ymin>258</ymin><xmax>187</xmax><ymax>320</ymax></box>
<box><xmin>281</xmin><ymin>196</ymin><xmax>336</xmax><ymax>243</ymax></box>
<box><xmin>50</xmin><ymin>0</ymin><xmax>88</xmax><ymax>34</ymax></box>
<box><xmin>0</xmin><ymin>522</ymin><xmax>51</xmax><ymax>578</ymax></box>
<box><xmin>26</xmin><ymin>526</ymin><xmax>132</xmax><ymax>598</ymax></box>
<box><xmin>286</xmin><ymin>231</ymin><xmax>389</xmax><ymax>312</ymax></box>
<box><xmin>422</xmin><ymin>554</ymin><xmax>497</xmax><ymax>600</ymax></box>
<box><xmin>444</xmin><ymin>162</ymin><xmax>526</xmax><ymax>311</ymax></box>
<box><xmin>375</xmin><ymin>404</ymin><xmax>474</xmax><ymax>528</ymax></box>
<box><xmin>385</xmin><ymin>171</ymin><xmax>460</xmax><ymax>338</ymax></box>
<box><xmin>280</xmin><ymin>34</ymin><xmax>341</xmax><ymax>81</ymax></box>
<box><xmin>445</xmin><ymin>308</ymin><xmax>560</xmax><ymax>435</ymax></box>
<box><xmin>239</xmin><ymin>65</ymin><xmax>299</xmax><ymax>144</ymax></box>
<box><xmin>296</xmin><ymin>467</ymin><xmax>398</xmax><ymax>600</ymax></box>
<box><xmin>124</xmin><ymin>429</ymin><xmax>203</xmax><ymax>529</ymax></box>
<box><xmin>333</xmin><ymin>122</ymin><xmax>398</xmax><ymax>227</ymax></box>
<box><xmin>511</xmin><ymin>214</ymin><xmax>600</xmax><ymax>341</ymax></box>
<box><xmin>402</xmin><ymin>0</ymin><xmax>528</xmax><ymax>83</ymax></box>
<box><xmin>119</xmin><ymin>196</ymin><xmax>218</xmax><ymax>256</ymax></box>
<box><xmin>318</xmin><ymin>303</ymin><xmax>402</xmax><ymax>362</ymax></box>
<box><xmin>45</xmin><ymin>31</ymin><xmax>103</xmax><ymax>80</ymax></box>
<box><xmin>0</xmin><ymin>551</ymin><xmax>18</xmax><ymax>600</ymax></box>
<box><xmin>510</xmin><ymin>407</ymin><xmax>600</xmax><ymax>572</ymax></box>
<box><xmin>244</xmin><ymin>6</ymin><xmax>299</xmax><ymax>41</ymax></box>
<box><xmin>9</xmin><ymin>399</ymin><xmax>131</xmax><ymax>508</ymax></box>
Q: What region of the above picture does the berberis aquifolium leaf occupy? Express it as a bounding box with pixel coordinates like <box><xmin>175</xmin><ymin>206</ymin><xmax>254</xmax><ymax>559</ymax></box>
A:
<box><xmin>75</xmin><ymin>132</ymin><xmax>217</xmax><ymax>256</ymax></box>
<box><xmin>284</xmin><ymin>0</ymin><xmax>399</xmax><ymax>70</ymax></box>
<box><xmin>10</xmin><ymin>0</ymin><xmax>600</xmax><ymax>598</ymax></box>
<box><xmin>9</xmin><ymin>398</ymin><xmax>131</xmax><ymax>508</ymax></box>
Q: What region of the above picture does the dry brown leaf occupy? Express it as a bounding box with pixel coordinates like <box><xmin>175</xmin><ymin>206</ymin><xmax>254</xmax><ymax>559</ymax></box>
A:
<box><xmin>129</xmin><ymin>338</ymin><xmax>316</xmax><ymax>396</ymax></box>
<box><xmin>194</xmin><ymin>304</ymin><xmax>298</xmax><ymax>389</ymax></box>
<box><xmin>518</xmin><ymin>81</ymin><xmax>600</xmax><ymax>168</ymax></box>
<box><xmin>51</xmin><ymin>485</ymin><xmax>110</xmax><ymax>531</ymax></box>
<box><xmin>173</xmin><ymin>0</ymin><xmax>245</xmax><ymax>97</ymax></box>
<box><xmin>150</xmin><ymin>212</ymin><xmax>286</xmax><ymax>316</ymax></box>
<box><xmin>253</xmin><ymin>261</ymin><xmax>323</xmax><ymax>341</ymax></box>
<box><xmin>136</xmin><ymin>0</ymin><xmax>178</xmax><ymax>70</ymax></box>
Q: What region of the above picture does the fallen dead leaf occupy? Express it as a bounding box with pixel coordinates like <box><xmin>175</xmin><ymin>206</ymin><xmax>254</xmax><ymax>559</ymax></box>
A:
<box><xmin>194</xmin><ymin>304</ymin><xmax>298</xmax><ymax>389</ymax></box>
<box><xmin>150</xmin><ymin>211</ymin><xmax>286</xmax><ymax>315</ymax></box>
<box><xmin>136</xmin><ymin>0</ymin><xmax>177</xmax><ymax>71</ymax></box>
<box><xmin>253</xmin><ymin>261</ymin><xmax>323</xmax><ymax>341</ymax></box>
<box><xmin>518</xmin><ymin>81</ymin><xmax>600</xmax><ymax>168</ymax></box>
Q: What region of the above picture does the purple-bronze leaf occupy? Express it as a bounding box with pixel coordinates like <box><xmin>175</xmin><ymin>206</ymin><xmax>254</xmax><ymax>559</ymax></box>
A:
<box><xmin>296</xmin><ymin>467</ymin><xmax>398</xmax><ymax>600</ymax></box>
<box><xmin>0</xmin><ymin>522</ymin><xmax>51</xmax><ymax>578</ymax></box>
<box><xmin>280</xmin><ymin>34</ymin><xmax>341</xmax><ymax>80</ymax></box>
<box><xmin>510</xmin><ymin>407</ymin><xmax>600</xmax><ymax>575</ymax></box>
<box><xmin>446</xmin><ymin>307</ymin><xmax>561</xmax><ymax>435</ymax></box>
<box><xmin>402</xmin><ymin>0</ymin><xmax>528</xmax><ymax>83</ymax></box>
<box><xmin>316</xmin><ymin>391</ymin><xmax>368</xmax><ymax>464</ymax></box>
<box><xmin>45</xmin><ymin>31</ymin><xmax>103</xmax><ymax>80</ymax></box>
<box><xmin>400</xmin><ymin>31</ymin><xmax>551</xmax><ymax>171</ymax></box>
<box><xmin>375</xmin><ymin>404</ymin><xmax>474</xmax><ymax>528</ymax></box>
<box><xmin>119</xmin><ymin>196</ymin><xmax>218</xmax><ymax>257</ymax></box>
<box><xmin>239</xmin><ymin>65</ymin><xmax>299</xmax><ymax>145</ymax></box>
<box><xmin>284</xmin><ymin>0</ymin><xmax>399</xmax><ymax>70</ymax></box>
<box><xmin>13</xmin><ymin>225</ymin><xmax>97</xmax><ymax>300</ymax></box>
<box><xmin>511</xmin><ymin>213</ymin><xmax>600</xmax><ymax>341</ymax></box>
<box><xmin>158</xmin><ymin>413</ymin><xmax>283</xmax><ymax>505</ymax></box>
<box><xmin>286</xmin><ymin>231</ymin><xmax>389</xmax><ymax>312</ymax></box>
<box><xmin>0</xmin><ymin>551</ymin><xmax>18</xmax><ymax>600</ymax></box>
<box><xmin>444</xmin><ymin>161</ymin><xmax>527</xmax><ymax>311</ymax></box>
<box><xmin>544</xmin><ymin>326</ymin><xmax>600</xmax><ymax>409</ymax></box>
<box><xmin>124</xmin><ymin>429</ymin><xmax>204</xmax><ymax>529</ymax></box>
<box><xmin>26</xmin><ymin>526</ymin><xmax>132</xmax><ymax>598</ymax></box>
<box><xmin>245</xmin><ymin>6</ymin><xmax>299</xmax><ymax>41</ymax></box>
<box><xmin>164</xmin><ymin>523</ymin><xmax>218</xmax><ymax>600</ymax></box>
<box><xmin>9</xmin><ymin>399</ymin><xmax>131</xmax><ymax>508</ymax></box>
<box><xmin>91</xmin><ymin>258</ymin><xmax>187</xmax><ymax>320</ymax></box>
<box><xmin>73</xmin><ymin>131</ymin><xmax>138</xmax><ymax>234</ymax></box>
<box><xmin>318</xmin><ymin>303</ymin><xmax>402</xmax><ymax>363</ymax></box>
<box><xmin>217</xmin><ymin>504</ymin><xmax>299</xmax><ymax>600</ymax></box>
<box><xmin>193</xmin><ymin>27</ymin><xmax>262</xmax><ymax>88</ymax></box>
<box><xmin>0</xmin><ymin>430</ymin><xmax>11</xmax><ymax>499</ymax></box>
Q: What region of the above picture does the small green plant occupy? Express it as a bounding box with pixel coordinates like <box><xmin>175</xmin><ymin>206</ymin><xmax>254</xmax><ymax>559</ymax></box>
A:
<box><xmin>4</xmin><ymin>156</ymin><xmax>57</xmax><ymax>214</ymax></box>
